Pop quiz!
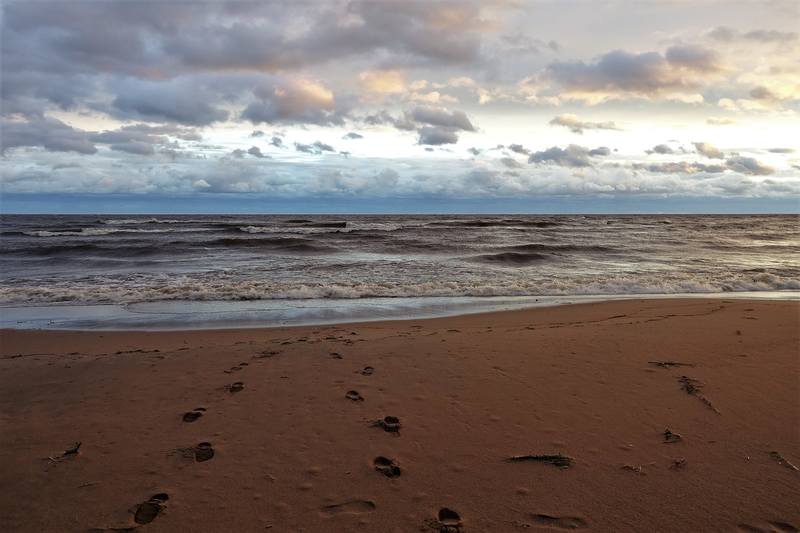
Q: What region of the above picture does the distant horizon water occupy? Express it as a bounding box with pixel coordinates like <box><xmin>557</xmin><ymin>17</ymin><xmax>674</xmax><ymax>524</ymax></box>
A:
<box><xmin>1</xmin><ymin>214</ymin><xmax>798</xmax><ymax>328</ymax></box>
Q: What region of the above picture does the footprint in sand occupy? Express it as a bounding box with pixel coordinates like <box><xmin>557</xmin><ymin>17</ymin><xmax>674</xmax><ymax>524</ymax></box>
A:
<box><xmin>371</xmin><ymin>416</ymin><xmax>401</xmax><ymax>433</ymax></box>
<box><xmin>194</xmin><ymin>442</ymin><xmax>214</xmax><ymax>462</ymax></box>
<box><xmin>320</xmin><ymin>500</ymin><xmax>376</xmax><ymax>515</ymax></box>
<box><xmin>360</xmin><ymin>366</ymin><xmax>374</xmax><ymax>376</ymax></box>
<box><xmin>529</xmin><ymin>513</ymin><xmax>588</xmax><ymax>530</ymax></box>
<box><xmin>225</xmin><ymin>381</ymin><xmax>244</xmax><ymax>393</ymax></box>
<box><xmin>373</xmin><ymin>456</ymin><xmax>401</xmax><ymax>478</ymax></box>
<box><xmin>171</xmin><ymin>442</ymin><xmax>215</xmax><ymax>463</ymax></box>
<box><xmin>432</xmin><ymin>508</ymin><xmax>463</xmax><ymax>532</ymax></box>
<box><xmin>134</xmin><ymin>493</ymin><xmax>169</xmax><ymax>525</ymax></box>
<box><xmin>345</xmin><ymin>390</ymin><xmax>364</xmax><ymax>402</ymax></box>
<box><xmin>182</xmin><ymin>407</ymin><xmax>206</xmax><ymax>423</ymax></box>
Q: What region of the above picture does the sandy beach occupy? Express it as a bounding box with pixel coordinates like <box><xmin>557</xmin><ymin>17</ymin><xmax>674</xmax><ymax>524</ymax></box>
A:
<box><xmin>0</xmin><ymin>298</ymin><xmax>798</xmax><ymax>532</ymax></box>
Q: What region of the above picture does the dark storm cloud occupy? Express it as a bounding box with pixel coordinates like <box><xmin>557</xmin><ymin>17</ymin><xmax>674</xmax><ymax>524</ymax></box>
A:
<box><xmin>363</xmin><ymin>110</ymin><xmax>417</xmax><ymax>131</ymax></box>
<box><xmin>528</xmin><ymin>145</ymin><xmax>610</xmax><ymax>167</ymax></box>
<box><xmin>2</xmin><ymin>118</ymin><xmax>204</xmax><ymax>156</ymax></box>
<box><xmin>270</xmin><ymin>136</ymin><xmax>284</xmax><ymax>148</ymax></box>
<box><xmin>418</xmin><ymin>126</ymin><xmax>459</xmax><ymax>145</ymax></box>
<box><xmin>110</xmin><ymin>78</ymin><xmax>229</xmax><ymax>125</ymax></box>
<box><xmin>1</xmin><ymin>116</ymin><xmax>97</xmax><ymax>154</ymax></box>
<box><xmin>508</xmin><ymin>144</ymin><xmax>530</xmax><ymax>155</ymax></box>
<box><xmin>588</xmin><ymin>147</ymin><xmax>611</xmax><ymax>156</ymax></box>
<box><xmin>362</xmin><ymin>106</ymin><xmax>475</xmax><ymax>146</ymax></box>
<box><xmin>548</xmin><ymin>114</ymin><xmax>621</xmax><ymax>134</ymax></box>
<box><xmin>1</xmin><ymin>1</ymin><xmax>487</xmax><ymax>117</ymax></box>
<box><xmin>545</xmin><ymin>46</ymin><xmax>719</xmax><ymax>95</ymax></box>
<box><xmin>409</xmin><ymin>106</ymin><xmax>476</xmax><ymax>131</ymax></box>
<box><xmin>247</xmin><ymin>146</ymin><xmax>268</xmax><ymax>158</ymax></box>
<box><xmin>107</xmin><ymin>141</ymin><xmax>156</xmax><ymax>156</ymax></box>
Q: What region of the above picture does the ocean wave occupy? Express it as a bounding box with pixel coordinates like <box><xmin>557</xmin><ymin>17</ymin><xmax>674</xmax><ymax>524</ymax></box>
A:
<box><xmin>2</xmin><ymin>271</ymin><xmax>798</xmax><ymax>304</ymax></box>
<box><xmin>426</xmin><ymin>219</ymin><xmax>560</xmax><ymax>228</ymax></box>
<box><xmin>208</xmin><ymin>237</ymin><xmax>335</xmax><ymax>253</ymax></box>
<box><xmin>22</xmin><ymin>227</ymin><xmax>203</xmax><ymax>237</ymax></box>
<box><xmin>500</xmin><ymin>243</ymin><xmax>614</xmax><ymax>253</ymax></box>
<box><xmin>98</xmin><ymin>218</ymin><xmax>203</xmax><ymax>225</ymax></box>
<box><xmin>471</xmin><ymin>252</ymin><xmax>551</xmax><ymax>265</ymax></box>
<box><xmin>22</xmin><ymin>228</ymin><xmax>180</xmax><ymax>237</ymax></box>
<box><xmin>4</xmin><ymin>242</ymin><xmax>175</xmax><ymax>257</ymax></box>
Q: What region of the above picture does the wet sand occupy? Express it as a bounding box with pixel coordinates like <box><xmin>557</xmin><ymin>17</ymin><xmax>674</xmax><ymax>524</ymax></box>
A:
<box><xmin>0</xmin><ymin>298</ymin><xmax>798</xmax><ymax>532</ymax></box>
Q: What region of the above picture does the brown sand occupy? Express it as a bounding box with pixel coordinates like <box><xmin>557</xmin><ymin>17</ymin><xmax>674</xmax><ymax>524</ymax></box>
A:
<box><xmin>0</xmin><ymin>298</ymin><xmax>798</xmax><ymax>532</ymax></box>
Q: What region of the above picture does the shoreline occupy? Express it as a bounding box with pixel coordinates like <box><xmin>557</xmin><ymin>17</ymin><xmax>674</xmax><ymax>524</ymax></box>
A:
<box><xmin>2</xmin><ymin>290</ymin><xmax>798</xmax><ymax>331</ymax></box>
<box><xmin>1</xmin><ymin>298</ymin><xmax>798</xmax><ymax>532</ymax></box>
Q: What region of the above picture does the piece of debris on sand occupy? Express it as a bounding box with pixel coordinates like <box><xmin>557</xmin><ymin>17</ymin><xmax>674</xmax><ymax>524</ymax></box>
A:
<box><xmin>505</xmin><ymin>454</ymin><xmax>573</xmax><ymax>469</ymax></box>
<box><xmin>769</xmin><ymin>451</ymin><xmax>799</xmax><ymax>472</ymax></box>
<box><xmin>678</xmin><ymin>376</ymin><xmax>720</xmax><ymax>413</ymax></box>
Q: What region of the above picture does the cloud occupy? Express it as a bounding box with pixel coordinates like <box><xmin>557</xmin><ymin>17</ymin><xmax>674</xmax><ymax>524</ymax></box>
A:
<box><xmin>499</xmin><ymin>157</ymin><xmax>523</xmax><ymax>168</ymax></box>
<box><xmin>646</xmin><ymin>144</ymin><xmax>674</xmax><ymax>155</ymax></box>
<box><xmin>767</xmin><ymin>148</ymin><xmax>795</xmax><ymax>153</ymax></box>
<box><xmin>508</xmin><ymin>144</ymin><xmax>529</xmax><ymax>155</ymax></box>
<box><xmin>693</xmin><ymin>142</ymin><xmax>724</xmax><ymax>159</ymax></box>
<box><xmin>251</xmin><ymin>130</ymin><xmax>265</xmax><ymax>137</ymax></box>
<box><xmin>743</xmin><ymin>29</ymin><xmax>798</xmax><ymax>43</ymax></box>
<box><xmin>359</xmin><ymin>70</ymin><xmax>405</xmax><ymax>94</ymax></box>
<box><xmin>294</xmin><ymin>140</ymin><xmax>336</xmax><ymax>154</ymax></box>
<box><xmin>528</xmin><ymin>144</ymin><xmax>610</xmax><ymax>167</ymax></box>
<box><xmin>1</xmin><ymin>116</ymin><xmax>97</xmax><ymax>154</ymax></box>
<box><xmin>418</xmin><ymin>126</ymin><xmax>459</xmax><ymax>145</ymax></box>
<box><xmin>343</xmin><ymin>132</ymin><xmax>364</xmax><ymax>140</ymax></box>
<box><xmin>111</xmin><ymin>78</ymin><xmax>229</xmax><ymax>125</ymax></box>
<box><xmin>749</xmin><ymin>85</ymin><xmax>779</xmax><ymax>101</ymax></box>
<box><xmin>634</xmin><ymin>156</ymin><xmax>774</xmax><ymax>175</ymax></box>
<box><xmin>544</xmin><ymin>47</ymin><xmax>720</xmax><ymax>101</ymax></box>
<box><xmin>409</xmin><ymin>106</ymin><xmax>475</xmax><ymax>131</ymax></box>
<box><xmin>708</xmin><ymin>27</ymin><xmax>798</xmax><ymax>44</ymax></box>
<box><xmin>664</xmin><ymin>45</ymin><xmax>720</xmax><ymax>72</ymax></box>
<box><xmin>548</xmin><ymin>114</ymin><xmax>621</xmax><ymax>134</ymax></box>
<box><xmin>726</xmin><ymin>156</ymin><xmax>774</xmax><ymax>175</ymax></box>
<box><xmin>242</xmin><ymin>79</ymin><xmax>342</xmax><ymax>126</ymax></box>
<box><xmin>363</xmin><ymin>106</ymin><xmax>475</xmax><ymax>146</ymax></box>
<box><xmin>89</xmin><ymin>124</ymin><xmax>199</xmax><ymax>155</ymax></box>
<box><xmin>632</xmin><ymin>161</ymin><xmax>728</xmax><ymax>174</ymax></box>
<box><xmin>247</xmin><ymin>146</ymin><xmax>267</xmax><ymax>158</ymax></box>
<box><xmin>588</xmin><ymin>146</ymin><xmax>611</xmax><ymax>156</ymax></box>
<box><xmin>270</xmin><ymin>136</ymin><xmax>284</xmax><ymax>148</ymax></box>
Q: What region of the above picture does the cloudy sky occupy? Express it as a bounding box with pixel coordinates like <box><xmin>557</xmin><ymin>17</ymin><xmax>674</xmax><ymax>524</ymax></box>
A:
<box><xmin>1</xmin><ymin>0</ymin><xmax>799</xmax><ymax>213</ymax></box>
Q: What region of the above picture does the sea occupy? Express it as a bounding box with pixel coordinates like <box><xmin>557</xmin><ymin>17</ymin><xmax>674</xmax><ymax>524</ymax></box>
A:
<box><xmin>1</xmin><ymin>214</ymin><xmax>798</xmax><ymax>329</ymax></box>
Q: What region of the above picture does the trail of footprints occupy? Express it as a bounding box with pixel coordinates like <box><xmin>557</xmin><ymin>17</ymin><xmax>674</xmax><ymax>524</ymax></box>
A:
<box><xmin>83</xmin><ymin>329</ymin><xmax>796</xmax><ymax>531</ymax></box>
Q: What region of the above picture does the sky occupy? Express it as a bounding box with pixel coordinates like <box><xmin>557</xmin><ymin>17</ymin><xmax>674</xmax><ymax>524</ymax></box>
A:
<box><xmin>1</xmin><ymin>0</ymin><xmax>799</xmax><ymax>213</ymax></box>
